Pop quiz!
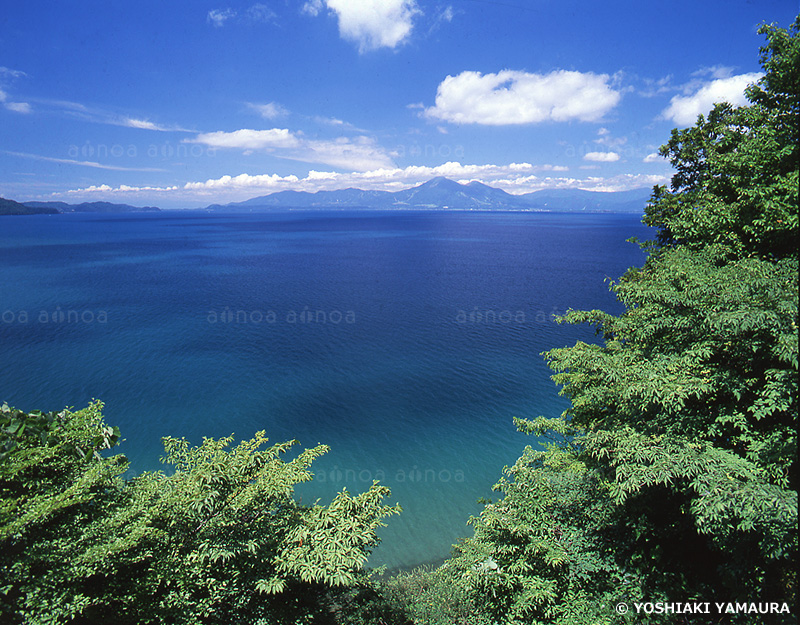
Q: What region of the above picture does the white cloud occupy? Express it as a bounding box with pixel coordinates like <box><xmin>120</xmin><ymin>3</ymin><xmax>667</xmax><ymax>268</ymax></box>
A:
<box><xmin>643</xmin><ymin>152</ymin><xmax>665</xmax><ymax>163</ymax></box>
<box><xmin>185</xmin><ymin>128</ymin><xmax>394</xmax><ymax>171</ymax></box>
<box><xmin>660</xmin><ymin>72</ymin><xmax>762</xmax><ymax>126</ymax></box>
<box><xmin>6</xmin><ymin>150</ymin><xmax>167</xmax><ymax>172</ymax></box>
<box><xmin>302</xmin><ymin>136</ymin><xmax>394</xmax><ymax>171</ymax></box>
<box><xmin>246</xmin><ymin>4</ymin><xmax>277</xmax><ymax>23</ymax></box>
<box><xmin>427</xmin><ymin>5</ymin><xmax>454</xmax><ymax>34</ymax></box>
<box><xmin>301</xmin><ymin>0</ymin><xmax>323</xmax><ymax>16</ymax></box>
<box><xmin>0</xmin><ymin>67</ymin><xmax>27</xmax><ymax>79</ymax></box>
<box><xmin>124</xmin><ymin>118</ymin><xmax>160</xmax><ymax>130</ymax></box>
<box><xmin>436</xmin><ymin>5</ymin><xmax>454</xmax><ymax>23</ymax></box>
<box><xmin>313</xmin><ymin>115</ymin><xmax>344</xmax><ymax>126</ymax></box>
<box><xmin>247</xmin><ymin>102</ymin><xmax>288</xmax><ymax>119</ymax></box>
<box><xmin>207</xmin><ymin>4</ymin><xmax>275</xmax><ymax>27</ymax></box>
<box><xmin>184</xmin><ymin>173</ymin><xmax>299</xmax><ymax>191</ymax></box>
<box><xmin>692</xmin><ymin>65</ymin><xmax>736</xmax><ymax>80</ymax></box>
<box><xmin>3</xmin><ymin>102</ymin><xmax>32</xmax><ymax>113</ymax></box>
<box><xmin>122</xmin><ymin>117</ymin><xmax>183</xmax><ymax>131</ymax></box>
<box><xmin>58</xmin><ymin>164</ymin><xmax>668</xmax><ymax>207</ymax></box>
<box><xmin>311</xmin><ymin>0</ymin><xmax>420</xmax><ymax>52</ymax></box>
<box><xmin>68</xmin><ymin>184</ymin><xmax>180</xmax><ymax>194</ymax></box>
<box><xmin>23</xmin><ymin>97</ymin><xmax>194</xmax><ymax>131</ymax></box>
<box><xmin>208</xmin><ymin>8</ymin><xmax>236</xmax><ymax>27</ymax></box>
<box><xmin>117</xmin><ymin>117</ymin><xmax>193</xmax><ymax>132</ymax></box>
<box><xmin>0</xmin><ymin>84</ymin><xmax>32</xmax><ymax>114</ymax></box>
<box><xmin>593</xmin><ymin>128</ymin><xmax>627</xmax><ymax>148</ymax></box>
<box><xmin>584</xmin><ymin>151</ymin><xmax>620</xmax><ymax>162</ymax></box>
<box><xmin>188</xmin><ymin>128</ymin><xmax>301</xmax><ymax>150</ymax></box>
<box><xmin>424</xmin><ymin>70</ymin><xmax>622</xmax><ymax>125</ymax></box>
<box><xmin>309</xmin><ymin>116</ymin><xmax>369</xmax><ymax>133</ymax></box>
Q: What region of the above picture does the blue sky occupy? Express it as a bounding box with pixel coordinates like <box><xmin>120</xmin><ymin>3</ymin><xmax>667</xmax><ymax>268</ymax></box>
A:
<box><xmin>0</xmin><ymin>0</ymin><xmax>796</xmax><ymax>208</ymax></box>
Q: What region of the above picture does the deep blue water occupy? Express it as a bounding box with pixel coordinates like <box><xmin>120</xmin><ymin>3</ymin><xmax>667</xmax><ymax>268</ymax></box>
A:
<box><xmin>0</xmin><ymin>210</ymin><xmax>651</xmax><ymax>568</ymax></box>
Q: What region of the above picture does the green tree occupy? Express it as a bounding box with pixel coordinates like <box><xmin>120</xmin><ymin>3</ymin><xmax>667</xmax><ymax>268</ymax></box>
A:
<box><xmin>0</xmin><ymin>401</ymin><xmax>127</xmax><ymax>621</ymax></box>
<box><xmin>435</xmin><ymin>17</ymin><xmax>798</xmax><ymax>624</ymax></box>
<box><xmin>434</xmin><ymin>417</ymin><xmax>642</xmax><ymax>625</ymax></box>
<box><xmin>0</xmin><ymin>402</ymin><xmax>400</xmax><ymax>624</ymax></box>
<box><xmin>643</xmin><ymin>19</ymin><xmax>798</xmax><ymax>260</ymax></box>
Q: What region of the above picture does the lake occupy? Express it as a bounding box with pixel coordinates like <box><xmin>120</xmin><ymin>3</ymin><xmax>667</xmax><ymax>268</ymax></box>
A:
<box><xmin>0</xmin><ymin>210</ymin><xmax>652</xmax><ymax>568</ymax></box>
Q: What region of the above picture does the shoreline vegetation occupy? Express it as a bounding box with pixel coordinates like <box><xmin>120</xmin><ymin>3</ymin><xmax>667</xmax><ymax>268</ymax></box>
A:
<box><xmin>1</xmin><ymin>18</ymin><xmax>797</xmax><ymax>625</ymax></box>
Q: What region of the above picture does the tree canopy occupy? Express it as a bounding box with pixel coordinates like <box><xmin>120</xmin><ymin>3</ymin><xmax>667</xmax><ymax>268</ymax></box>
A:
<box><xmin>428</xmin><ymin>17</ymin><xmax>798</xmax><ymax>625</ymax></box>
<box><xmin>0</xmin><ymin>401</ymin><xmax>400</xmax><ymax>624</ymax></box>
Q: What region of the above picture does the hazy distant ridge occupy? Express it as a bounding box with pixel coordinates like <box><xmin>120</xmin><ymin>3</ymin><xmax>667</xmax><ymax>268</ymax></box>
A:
<box><xmin>22</xmin><ymin>201</ymin><xmax>160</xmax><ymax>213</ymax></box>
<box><xmin>209</xmin><ymin>177</ymin><xmax>653</xmax><ymax>213</ymax></box>
<box><xmin>3</xmin><ymin>179</ymin><xmax>653</xmax><ymax>215</ymax></box>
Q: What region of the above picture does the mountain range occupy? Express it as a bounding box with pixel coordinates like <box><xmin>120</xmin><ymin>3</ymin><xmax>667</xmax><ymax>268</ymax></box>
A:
<box><xmin>1</xmin><ymin>197</ymin><xmax>60</xmax><ymax>215</ymax></box>
<box><xmin>22</xmin><ymin>201</ymin><xmax>160</xmax><ymax>213</ymax></box>
<box><xmin>207</xmin><ymin>177</ymin><xmax>653</xmax><ymax>213</ymax></box>
<box><xmin>3</xmin><ymin>178</ymin><xmax>654</xmax><ymax>215</ymax></box>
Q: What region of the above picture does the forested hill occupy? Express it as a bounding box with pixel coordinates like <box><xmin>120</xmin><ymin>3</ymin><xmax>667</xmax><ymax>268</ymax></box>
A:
<box><xmin>23</xmin><ymin>201</ymin><xmax>160</xmax><ymax>213</ymax></box>
<box><xmin>1</xmin><ymin>197</ymin><xmax>161</xmax><ymax>214</ymax></box>
<box><xmin>0</xmin><ymin>197</ymin><xmax>59</xmax><ymax>215</ymax></box>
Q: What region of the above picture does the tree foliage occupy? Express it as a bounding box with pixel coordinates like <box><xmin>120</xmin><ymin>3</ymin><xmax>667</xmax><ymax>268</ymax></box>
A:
<box><xmin>643</xmin><ymin>20</ymin><xmax>798</xmax><ymax>260</ymax></box>
<box><xmin>433</xmin><ymin>417</ymin><xmax>638</xmax><ymax>625</ymax></box>
<box><xmin>0</xmin><ymin>401</ymin><xmax>399</xmax><ymax>624</ymax></box>
<box><xmin>433</xmin><ymin>16</ymin><xmax>798</xmax><ymax>624</ymax></box>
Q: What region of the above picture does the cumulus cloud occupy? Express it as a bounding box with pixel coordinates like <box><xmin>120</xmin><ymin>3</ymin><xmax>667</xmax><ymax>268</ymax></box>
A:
<box><xmin>188</xmin><ymin>128</ymin><xmax>301</xmax><ymax>150</ymax></box>
<box><xmin>68</xmin><ymin>184</ymin><xmax>180</xmax><ymax>194</ymax></box>
<box><xmin>308</xmin><ymin>0</ymin><xmax>420</xmax><ymax>52</ymax></box>
<box><xmin>185</xmin><ymin>128</ymin><xmax>394</xmax><ymax>171</ymax></box>
<box><xmin>661</xmin><ymin>72</ymin><xmax>762</xmax><ymax>126</ymax></box>
<box><xmin>184</xmin><ymin>172</ymin><xmax>299</xmax><ymax>191</ymax></box>
<box><xmin>59</xmin><ymin>163</ymin><xmax>669</xmax><ymax>207</ymax></box>
<box><xmin>64</xmin><ymin>162</ymin><xmax>547</xmax><ymax>199</ymax></box>
<box><xmin>643</xmin><ymin>152</ymin><xmax>666</xmax><ymax>163</ymax></box>
<box><xmin>424</xmin><ymin>70</ymin><xmax>622</xmax><ymax>125</ymax></box>
<box><xmin>583</xmin><ymin>151</ymin><xmax>620</xmax><ymax>162</ymax></box>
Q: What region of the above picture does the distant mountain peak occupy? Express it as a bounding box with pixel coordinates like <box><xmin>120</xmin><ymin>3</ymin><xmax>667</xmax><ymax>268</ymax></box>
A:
<box><xmin>411</xmin><ymin>176</ymin><xmax>462</xmax><ymax>190</ymax></box>
<box><xmin>206</xmin><ymin>178</ymin><xmax>652</xmax><ymax>213</ymax></box>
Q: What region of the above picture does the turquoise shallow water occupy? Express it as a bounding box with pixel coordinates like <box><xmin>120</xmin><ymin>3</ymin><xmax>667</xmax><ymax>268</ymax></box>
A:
<box><xmin>0</xmin><ymin>210</ymin><xmax>651</xmax><ymax>568</ymax></box>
